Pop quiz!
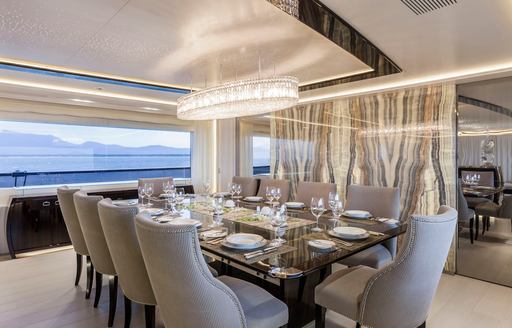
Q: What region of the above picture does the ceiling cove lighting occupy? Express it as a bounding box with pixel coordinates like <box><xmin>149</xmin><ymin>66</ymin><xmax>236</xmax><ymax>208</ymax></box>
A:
<box><xmin>0</xmin><ymin>78</ymin><xmax>178</xmax><ymax>106</ymax></box>
<box><xmin>142</xmin><ymin>107</ymin><xmax>161</xmax><ymax>111</ymax></box>
<box><xmin>70</xmin><ymin>98</ymin><xmax>94</xmax><ymax>103</ymax></box>
<box><xmin>177</xmin><ymin>76</ymin><xmax>299</xmax><ymax>120</ymax></box>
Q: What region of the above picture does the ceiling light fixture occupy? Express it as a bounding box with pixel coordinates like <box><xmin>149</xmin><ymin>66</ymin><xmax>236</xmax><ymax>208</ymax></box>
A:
<box><xmin>70</xmin><ymin>98</ymin><xmax>94</xmax><ymax>103</ymax></box>
<box><xmin>177</xmin><ymin>76</ymin><xmax>299</xmax><ymax>120</ymax></box>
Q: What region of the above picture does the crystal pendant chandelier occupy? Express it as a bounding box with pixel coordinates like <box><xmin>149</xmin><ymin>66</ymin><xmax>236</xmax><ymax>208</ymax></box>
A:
<box><xmin>177</xmin><ymin>76</ymin><xmax>299</xmax><ymax>120</ymax></box>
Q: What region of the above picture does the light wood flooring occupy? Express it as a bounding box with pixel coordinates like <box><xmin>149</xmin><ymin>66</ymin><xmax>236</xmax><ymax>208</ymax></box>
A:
<box><xmin>1</xmin><ymin>249</ymin><xmax>511</xmax><ymax>328</ymax></box>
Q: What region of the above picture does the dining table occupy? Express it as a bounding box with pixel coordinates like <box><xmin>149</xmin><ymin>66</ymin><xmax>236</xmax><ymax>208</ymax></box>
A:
<box><xmin>128</xmin><ymin>195</ymin><xmax>407</xmax><ymax>328</ymax></box>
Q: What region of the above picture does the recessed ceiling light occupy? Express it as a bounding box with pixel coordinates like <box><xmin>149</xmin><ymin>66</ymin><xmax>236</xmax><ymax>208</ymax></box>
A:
<box><xmin>70</xmin><ymin>98</ymin><xmax>94</xmax><ymax>103</ymax></box>
<box><xmin>142</xmin><ymin>107</ymin><xmax>161</xmax><ymax>111</ymax></box>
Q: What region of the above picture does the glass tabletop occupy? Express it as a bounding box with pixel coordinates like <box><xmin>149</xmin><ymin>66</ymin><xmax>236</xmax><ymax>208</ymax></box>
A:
<box><xmin>136</xmin><ymin>196</ymin><xmax>407</xmax><ymax>280</ymax></box>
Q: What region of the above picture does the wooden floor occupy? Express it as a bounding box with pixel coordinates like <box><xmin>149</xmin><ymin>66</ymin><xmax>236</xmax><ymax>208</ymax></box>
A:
<box><xmin>1</xmin><ymin>249</ymin><xmax>511</xmax><ymax>328</ymax></box>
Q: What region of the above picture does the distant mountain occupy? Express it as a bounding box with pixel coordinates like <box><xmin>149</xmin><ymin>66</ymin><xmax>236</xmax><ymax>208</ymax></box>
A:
<box><xmin>0</xmin><ymin>130</ymin><xmax>190</xmax><ymax>156</ymax></box>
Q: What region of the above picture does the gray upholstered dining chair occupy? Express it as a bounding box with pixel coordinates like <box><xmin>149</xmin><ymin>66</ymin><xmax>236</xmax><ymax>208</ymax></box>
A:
<box><xmin>256</xmin><ymin>178</ymin><xmax>291</xmax><ymax>204</ymax></box>
<box><xmin>315</xmin><ymin>206</ymin><xmax>457</xmax><ymax>328</ymax></box>
<box><xmin>138</xmin><ymin>177</ymin><xmax>173</xmax><ymax>197</ymax></box>
<box><xmin>98</xmin><ymin>199</ymin><xmax>156</xmax><ymax>328</ymax></box>
<box><xmin>74</xmin><ymin>191</ymin><xmax>118</xmax><ymax>327</ymax></box>
<box><xmin>475</xmin><ymin>196</ymin><xmax>512</xmax><ymax>235</ymax></box>
<box><xmin>457</xmin><ymin>182</ymin><xmax>475</xmax><ymax>243</ymax></box>
<box><xmin>340</xmin><ymin>185</ymin><xmax>400</xmax><ymax>269</ymax></box>
<box><xmin>232</xmin><ymin>176</ymin><xmax>259</xmax><ymax>197</ymax></box>
<box><xmin>57</xmin><ymin>186</ymin><xmax>94</xmax><ymax>298</ymax></box>
<box><xmin>295</xmin><ymin>181</ymin><xmax>337</xmax><ymax>205</ymax></box>
<box><xmin>135</xmin><ymin>213</ymin><xmax>289</xmax><ymax>328</ymax></box>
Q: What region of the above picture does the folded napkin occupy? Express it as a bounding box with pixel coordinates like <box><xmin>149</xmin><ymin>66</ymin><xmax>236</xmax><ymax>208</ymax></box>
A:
<box><xmin>377</xmin><ymin>218</ymin><xmax>400</xmax><ymax>225</ymax></box>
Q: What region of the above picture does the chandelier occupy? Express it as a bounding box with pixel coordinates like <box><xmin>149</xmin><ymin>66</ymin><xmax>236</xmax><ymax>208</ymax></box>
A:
<box><xmin>177</xmin><ymin>76</ymin><xmax>299</xmax><ymax>120</ymax></box>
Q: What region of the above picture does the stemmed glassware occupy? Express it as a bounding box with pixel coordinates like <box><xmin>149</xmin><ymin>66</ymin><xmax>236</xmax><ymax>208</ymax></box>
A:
<box><xmin>212</xmin><ymin>196</ymin><xmax>224</xmax><ymax>227</ymax></box>
<box><xmin>328</xmin><ymin>192</ymin><xmax>341</xmax><ymax>211</ymax></box>
<box><xmin>138</xmin><ymin>186</ymin><xmax>146</xmax><ymax>207</ymax></box>
<box><xmin>175</xmin><ymin>187</ymin><xmax>185</xmax><ymax>211</ymax></box>
<box><xmin>228</xmin><ymin>183</ymin><xmax>236</xmax><ymax>199</ymax></box>
<box><xmin>203</xmin><ymin>180</ymin><xmax>211</xmax><ymax>196</ymax></box>
<box><xmin>266</xmin><ymin>186</ymin><xmax>275</xmax><ymax>205</ymax></box>
<box><xmin>271</xmin><ymin>187</ymin><xmax>281</xmax><ymax>206</ymax></box>
<box><xmin>234</xmin><ymin>184</ymin><xmax>242</xmax><ymax>198</ymax></box>
<box><xmin>331</xmin><ymin>200</ymin><xmax>344</xmax><ymax>227</ymax></box>
<box><xmin>311</xmin><ymin>197</ymin><xmax>326</xmax><ymax>232</ymax></box>
<box><xmin>270</xmin><ymin>206</ymin><xmax>287</xmax><ymax>246</ymax></box>
<box><xmin>144</xmin><ymin>183</ymin><xmax>154</xmax><ymax>207</ymax></box>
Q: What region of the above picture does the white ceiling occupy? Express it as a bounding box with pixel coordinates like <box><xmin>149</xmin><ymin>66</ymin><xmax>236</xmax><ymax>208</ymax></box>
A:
<box><xmin>0</xmin><ymin>0</ymin><xmax>369</xmax><ymax>88</ymax></box>
<box><xmin>302</xmin><ymin>0</ymin><xmax>512</xmax><ymax>102</ymax></box>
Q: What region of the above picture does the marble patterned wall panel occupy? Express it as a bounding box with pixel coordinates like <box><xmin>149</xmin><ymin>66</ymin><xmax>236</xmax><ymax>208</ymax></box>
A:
<box><xmin>271</xmin><ymin>84</ymin><xmax>457</xmax><ymax>271</ymax></box>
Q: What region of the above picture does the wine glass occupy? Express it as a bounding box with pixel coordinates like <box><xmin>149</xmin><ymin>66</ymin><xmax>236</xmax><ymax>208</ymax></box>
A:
<box><xmin>228</xmin><ymin>183</ymin><xmax>236</xmax><ymax>199</ymax></box>
<box><xmin>272</xmin><ymin>187</ymin><xmax>281</xmax><ymax>206</ymax></box>
<box><xmin>203</xmin><ymin>180</ymin><xmax>211</xmax><ymax>196</ymax></box>
<box><xmin>212</xmin><ymin>196</ymin><xmax>224</xmax><ymax>226</ymax></box>
<box><xmin>270</xmin><ymin>210</ymin><xmax>287</xmax><ymax>246</ymax></box>
<box><xmin>144</xmin><ymin>183</ymin><xmax>154</xmax><ymax>207</ymax></box>
<box><xmin>266</xmin><ymin>186</ymin><xmax>275</xmax><ymax>204</ymax></box>
<box><xmin>310</xmin><ymin>197</ymin><xmax>326</xmax><ymax>232</ymax></box>
<box><xmin>138</xmin><ymin>186</ymin><xmax>146</xmax><ymax>206</ymax></box>
<box><xmin>328</xmin><ymin>192</ymin><xmax>340</xmax><ymax>210</ymax></box>
<box><xmin>176</xmin><ymin>188</ymin><xmax>185</xmax><ymax>210</ymax></box>
<box><xmin>235</xmin><ymin>184</ymin><xmax>242</xmax><ymax>198</ymax></box>
<box><xmin>331</xmin><ymin>200</ymin><xmax>344</xmax><ymax>223</ymax></box>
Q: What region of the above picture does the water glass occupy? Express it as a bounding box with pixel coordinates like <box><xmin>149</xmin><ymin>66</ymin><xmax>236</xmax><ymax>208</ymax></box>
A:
<box><xmin>311</xmin><ymin>197</ymin><xmax>325</xmax><ymax>232</ymax></box>
<box><xmin>203</xmin><ymin>181</ymin><xmax>211</xmax><ymax>196</ymax></box>
<box><xmin>272</xmin><ymin>187</ymin><xmax>281</xmax><ymax>205</ymax></box>
<box><xmin>235</xmin><ymin>183</ymin><xmax>242</xmax><ymax>198</ymax></box>
<box><xmin>144</xmin><ymin>183</ymin><xmax>154</xmax><ymax>207</ymax></box>
<box><xmin>331</xmin><ymin>200</ymin><xmax>344</xmax><ymax>221</ymax></box>
<box><xmin>270</xmin><ymin>212</ymin><xmax>287</xmax><ymax>246</ymax></box>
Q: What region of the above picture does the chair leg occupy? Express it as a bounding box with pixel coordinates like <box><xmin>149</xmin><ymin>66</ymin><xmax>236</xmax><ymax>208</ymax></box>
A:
<box><xmin>124</xmin><ymin>296</ymin><xmax>132</xmax><ymax>328</ymax></box>
<box><xmin>108</xmin><ymin>275</ymin><xmax>118</xmax><ymax>327</ymax></box>
<box><xmin>86</xmin><ymin>256</ymin><xmax>93</xmax><ymax>299</ymax></box>
<box><xmin>144</xmin><ymin>305</ymin><xmax>156</xmax><ymax>328</ymax></box>
<box><xmin>417</xmin><ymin>321</ymin><xmax>426</xmax><ymax>328</ymax></box>
<box><xmin>486</xmin><ymin>216</ymin><xmax>491</xmax><ymax>231</ymax></box>
<box><xmin>475</xmin><ymin>215</ymin><xmax>479</xmax><ymax>240</ymax></box>
<box><xmin>315</xmin><ymin>304</ymin><xmax>326</xmax><ymax>328</ymax></box>
<box><xmin>75</xmin><ymin>253</ymin><xmax>82</xmax><ymax>286</ymax></box>
<box><xmin>469</xmin><ymin>217</ymin><xmax>474</xmax><ymax>244</ymax></box>
<box><xmin>94</xmin><ymin>272</ymin><xmax>103</xmax><ymax>308</ymax></box>
<box><xmin>482</xmin><ymin>216</ymin><xmax>486</xmax><ymax>236</ymax></box>
<box><xmin>356</xmin><ymin>323</ymin><xmax>361</xmax><ymax>328</ymax></box>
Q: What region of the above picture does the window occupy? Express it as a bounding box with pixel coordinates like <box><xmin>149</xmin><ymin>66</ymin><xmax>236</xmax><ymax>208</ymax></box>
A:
<box><xmin>0</xmin><ymin>120</ymin><xmax>191</xmax><ymax>187</ymax></box>
<box><xmin>252</xmin><ymin>136</ymin><xmax>270</xmax><ymax>175</ymax></box>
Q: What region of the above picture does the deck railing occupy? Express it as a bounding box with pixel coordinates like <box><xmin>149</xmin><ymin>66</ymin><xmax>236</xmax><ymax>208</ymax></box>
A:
<box><xmin>0</xmin><ymin>167</ymin><xmax>191</xmax><ymax>188</ymax></box>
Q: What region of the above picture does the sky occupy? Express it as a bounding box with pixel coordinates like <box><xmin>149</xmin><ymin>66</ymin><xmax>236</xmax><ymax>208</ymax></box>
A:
<box><xmin>0</xmin><ymin>121</ymin><xmax>191</xmax><ymax>148</ymax></box>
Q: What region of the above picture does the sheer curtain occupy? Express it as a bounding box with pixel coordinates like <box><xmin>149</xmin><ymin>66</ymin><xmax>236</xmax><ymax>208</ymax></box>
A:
<box><xmin>238</xmin><ymin>120</ymin><xmax>254</xmax><ymax>177</ymax></box>
<box><xmin>191</xmin><ymin>120</ymin><xmax>215</xmax><ymax>193</ymax></box>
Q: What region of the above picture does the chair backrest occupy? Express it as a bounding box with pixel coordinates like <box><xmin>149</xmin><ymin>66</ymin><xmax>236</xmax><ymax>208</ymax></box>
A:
<box><xmin>295</xmin><ymin>181</ymin><xmax>337</xmax><ymax>206</ymax></box>
<box><xmin>345</xmin><ymin>185</ymin><xmax>400</xmax><ymax>219</ymax></box>
<box><xmin>138</xmin><ymin>177</ymin><xmax>173</xmax><ymax>197</ymax></box>
<box><xmin>456</xmin><ymin>182</ymin><xmax>471</xmax><ymax>222</ymax></box>
<box><xmin>98</xmin><ymin>199</ymin><xmax>156</xmax><ymax>305</ymax></box>
<box><xmin>359</xmin><ymin>206</ymin><xmax>457</xmax><ymax>328</ymax></box>
<box><xmin>232</xmin><ymin>176</ymin><xmax>258</xmax><ymax>197</ymax></box>
<box><xmin>499</xmin><ymin>196</ymin><xmax>512</xmax><ymax>218</ymax></box>
<box><xmin>73</xmin><ymin>191</ymin><xmax>116</xmax><ymax>276</ymax></box>
<box><xmin>256</xmin><ymin>178</ymin><xmax>291</xmax><ymax>203</ymax></box>
<box><xmin>57</xmin><ymin>186</ymin><xmax>89</xmax><ymax>256</ymax></box>
<box><xmin>135</xmin><ymin>214</ymin><xmax>247</xmax><ymax>328</ymax></box>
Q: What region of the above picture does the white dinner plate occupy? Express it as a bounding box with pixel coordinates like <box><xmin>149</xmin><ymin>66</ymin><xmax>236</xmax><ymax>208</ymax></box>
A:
<box><xmin>167</xmin><ymin>218</ymin><xmax>202</xmax><ymax>227</ymax></box>
<box><xmin>329</xmin><ymin>227</ymin><xmax>369</xmax><ymax>240</ymax></box>
<box><xmin>285</xmin><ymin>201</ymin><xmax>305</xmax><ymax>209</ymax></box>
<box><xmin>244</xmin><ymin>196</ymin><xmax>264</xmax><ymax>202</ymax></box>
<box><xmin>112</xmin><ymin>199</ymin><xmax>138</xmax><ymax>206</ymax></box>
<box><xmin>222</xmin><ymin>238</ymin><xmax>267</xmax><ymax>250</ymax></box>
<box><xmin>342</xmin><ymin>210</ymin><xmax>372</xmax><ymax>219</ymax></box>
<box><xmin>308</xmin><ymin>239</ymin><xmax>336</xmax><ymax>250</ymax></box>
